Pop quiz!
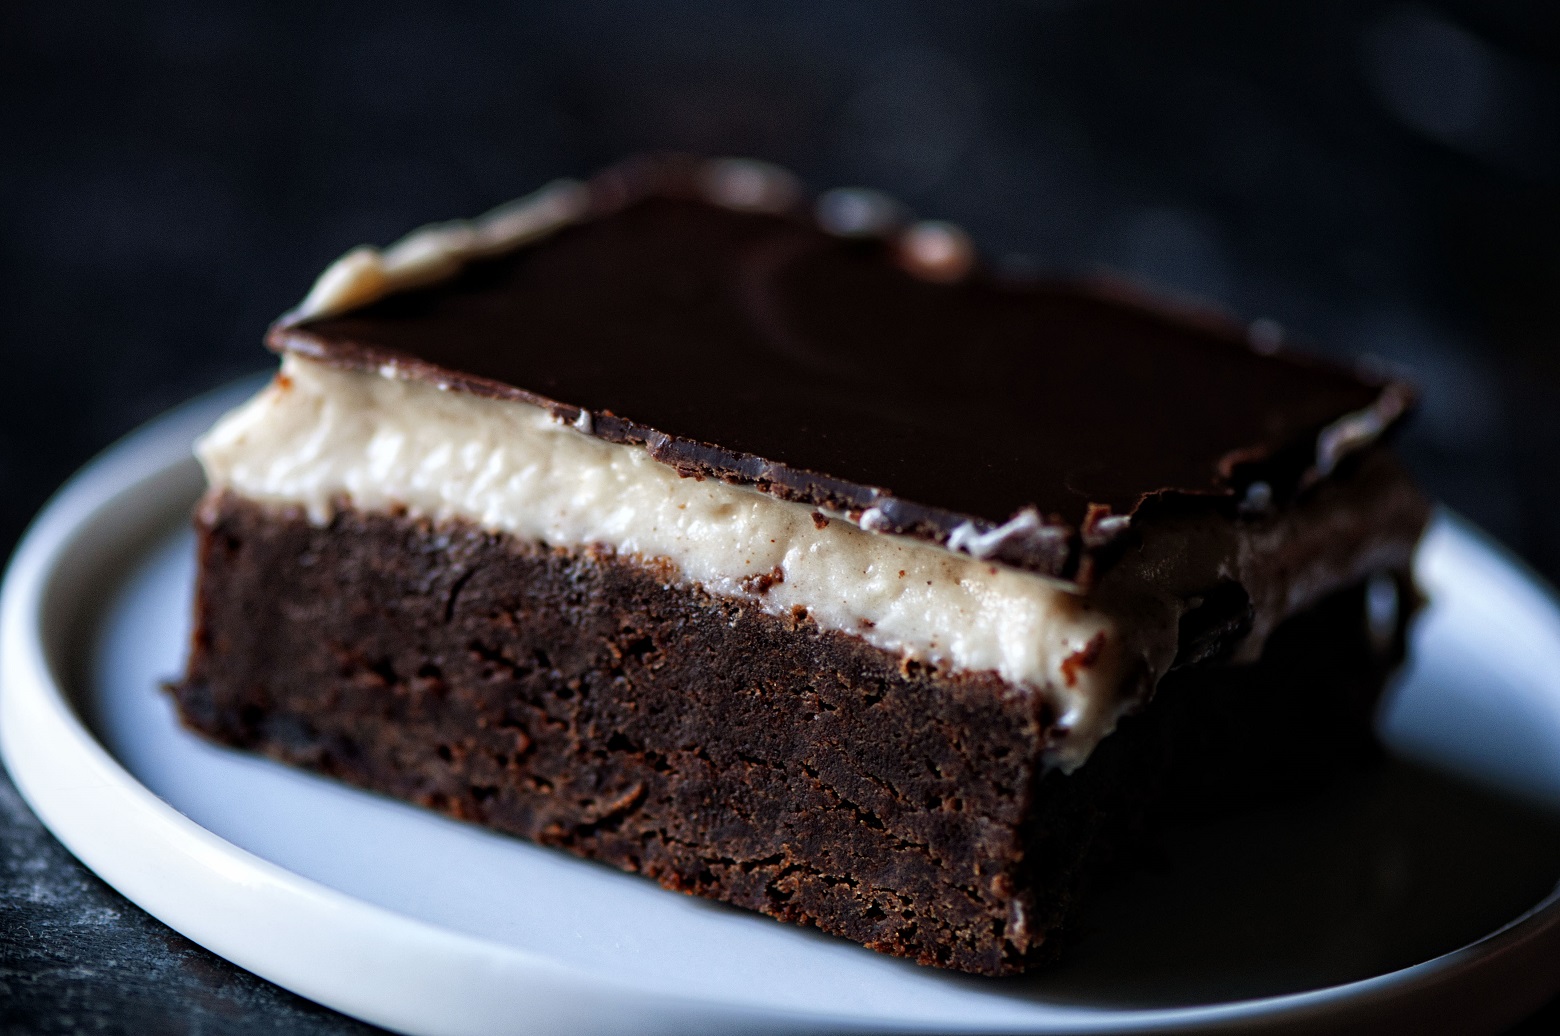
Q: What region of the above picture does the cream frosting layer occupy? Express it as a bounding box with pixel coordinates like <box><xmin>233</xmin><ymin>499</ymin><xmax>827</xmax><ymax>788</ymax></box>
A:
<box><xmin>199</xmin><ymin>356</ymin><xmax>1152</xmax><ymax>769</ymax></box>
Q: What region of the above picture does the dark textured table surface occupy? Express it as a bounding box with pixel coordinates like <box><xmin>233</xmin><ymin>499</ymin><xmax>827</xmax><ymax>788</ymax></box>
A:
<box><xmin>0</xmin><ymin>777</ymin><xmax>375</xmax><ymax>1034</ymax></box>
<box><xmin>4</xmin><ymin>1</ymin><xmax>1560</xmax><ymax>1031</ymax></box>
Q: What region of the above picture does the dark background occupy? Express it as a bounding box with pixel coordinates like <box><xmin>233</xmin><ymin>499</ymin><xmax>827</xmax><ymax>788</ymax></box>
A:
<box><xmin>2</xmin><ymin>1</ymin><xmax>1558</xmax><ymax>1031</ymax></box>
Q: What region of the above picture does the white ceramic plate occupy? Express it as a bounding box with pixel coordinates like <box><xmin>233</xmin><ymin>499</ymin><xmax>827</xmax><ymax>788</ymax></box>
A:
<box><xmin>6</xmin><ymin>382</ymin><xmax>1560</xmax><ymax>1036</ymax></box>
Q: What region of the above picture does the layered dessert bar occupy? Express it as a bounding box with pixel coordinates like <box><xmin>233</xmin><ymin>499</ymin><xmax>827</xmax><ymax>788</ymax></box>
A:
<box><xmin>173</xmin><ymin>157</ymin><xmax>1429</xmax><ymax>975</ymax></box>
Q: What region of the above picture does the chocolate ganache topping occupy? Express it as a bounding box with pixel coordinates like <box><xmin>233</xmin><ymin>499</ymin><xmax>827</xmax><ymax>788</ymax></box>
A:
<box><xmin>272</xmin><ymin>157</ymin><xmax>1413</xmax><ymax>586</ymax></box>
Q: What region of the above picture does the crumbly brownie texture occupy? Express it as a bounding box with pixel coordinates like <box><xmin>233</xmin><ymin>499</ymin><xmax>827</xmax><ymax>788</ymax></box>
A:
<box><xmin>173</xmin><ymin>492</ymin><xmax>1408</xmax><ymax>976</ymax></box>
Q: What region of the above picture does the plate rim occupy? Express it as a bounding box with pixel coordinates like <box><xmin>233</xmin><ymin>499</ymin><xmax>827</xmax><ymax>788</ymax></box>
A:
<box><xmin>5</xmin><ymin>381</ymin><xmax>1560</xmax><ymax>1035</ymax></box>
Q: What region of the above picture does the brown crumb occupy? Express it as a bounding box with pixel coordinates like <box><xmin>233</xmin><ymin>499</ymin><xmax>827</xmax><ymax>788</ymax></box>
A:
<box><xmin>811</xmin><ymin>511</ymin><xmax>830</xmax><ymax>530</ymax></box>
<box><xmin>740</xmin><ymin>565</ymin><xmax>786</xmax><ymax>595</ymax></box>
<box><xmin>1060</xmin><ymin>632</ymin><xmax>1107</xmax><ymax>687</ymax></box>
<box><xmin>275</xmin><ymin>372</ymin><xmax>294</xmax><ymax>391</ymax></box>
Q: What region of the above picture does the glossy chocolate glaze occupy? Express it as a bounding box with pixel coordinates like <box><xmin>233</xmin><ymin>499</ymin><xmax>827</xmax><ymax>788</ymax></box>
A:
<box><xmin>273</xmin><ymin>160</ymin><xmax>1412</xmax><ymax>583</ymax></box>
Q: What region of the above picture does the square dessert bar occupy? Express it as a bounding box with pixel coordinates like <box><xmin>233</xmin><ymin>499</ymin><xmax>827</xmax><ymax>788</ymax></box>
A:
<box><xmin>174</xmin><ymin>157</ymin><xmax>1429</xmax><ymax>975</ymax></box>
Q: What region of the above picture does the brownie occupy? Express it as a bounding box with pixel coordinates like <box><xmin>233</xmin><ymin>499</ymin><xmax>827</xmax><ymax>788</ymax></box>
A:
<box><xmin>175</xmin><ymin>489</ymin><xmax>1409</xmax><ymax>976</ymax></box>
<box><xmin>172</xmin><ymin>156</ymin><xmax>1430</xmax><ymax>975</ymax></box>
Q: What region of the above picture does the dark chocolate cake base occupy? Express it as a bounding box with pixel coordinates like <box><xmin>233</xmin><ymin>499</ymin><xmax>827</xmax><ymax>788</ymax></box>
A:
<box><xmin>172</xmin><ymin>493</ymin><xmax>1406</xmax><ymax>976</ymax></box>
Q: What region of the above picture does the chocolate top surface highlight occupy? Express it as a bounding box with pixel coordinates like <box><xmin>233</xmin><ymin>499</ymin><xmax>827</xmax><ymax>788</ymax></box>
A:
<box><xmin>273</xmin><ymin>163</ymin><xmax>1410</xmax><ymax>583</ymax></box>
